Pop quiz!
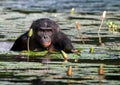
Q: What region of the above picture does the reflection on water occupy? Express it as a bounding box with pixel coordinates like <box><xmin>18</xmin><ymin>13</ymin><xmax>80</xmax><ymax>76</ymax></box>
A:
<box><xmin>0</xmin><ymin>0</ymin><xmax>120</xmax><ymax>13</ymax></box>
<box><xmin>0</xmin><ymin>42</ymin><xmax>13</xmax><ymax>51</ymax></box>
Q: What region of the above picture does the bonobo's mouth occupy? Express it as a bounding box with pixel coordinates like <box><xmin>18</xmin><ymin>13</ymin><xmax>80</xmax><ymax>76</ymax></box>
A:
<box><xmin>42</xmin><ymin>41</ymin><xmax>51</xmax><ymax>48</ymax></box>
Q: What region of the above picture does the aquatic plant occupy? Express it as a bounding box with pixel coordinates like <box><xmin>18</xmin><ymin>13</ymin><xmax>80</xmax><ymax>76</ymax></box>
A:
<box><xmin>89</xmin><ymin>47</ymin><xmax>94</xmax><ymax>53</ymax></box>
<box><xmin>61</xmin><ymin>50</ymin><xmax>68</xmax><ymax>62</ymax></box>
<box><xmin>67</xmin><ymin>66</ymin><xmax>72</xmax><ymax>76</ymax></box>
<box><xmin>98</xmin><ymin>64</ymin><xmax>104</xmax><ymax>75</ymax></box>
<box><xmin>27</xmin><ymin>28</ymin><xmax>33</xmax><ymax>61</ymax></box>
<box><xmin>97</xmin><ymin>11</ymin><xmax>106</xmax><ymax>45</ymax></box>
<box><xmin>75</xmin><ymin>22</ymin><xmax>85</xmax><ymax>44</ymax></box>
<box><xmin>71</xmin><ymin>8</ymin><xmax>75</xmax><ymax>15</ymax></box>
<box><xmin>106</xmin><ymin>20</ymin><xmax>118</xmax><ymax>33</ymax></box>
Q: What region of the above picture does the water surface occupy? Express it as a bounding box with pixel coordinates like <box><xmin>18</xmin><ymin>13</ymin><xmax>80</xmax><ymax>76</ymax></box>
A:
<box><xmin>0</xmin><ymin>0</ymin><xmax>120</xmax><ymax>85</ymax></box>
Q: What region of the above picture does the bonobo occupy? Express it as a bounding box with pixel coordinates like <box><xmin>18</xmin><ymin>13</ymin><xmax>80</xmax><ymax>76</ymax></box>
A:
<box><xmin>11</xmin><ymin>18</ymin><xmax>76</xmax><ymax>53</ymax></box>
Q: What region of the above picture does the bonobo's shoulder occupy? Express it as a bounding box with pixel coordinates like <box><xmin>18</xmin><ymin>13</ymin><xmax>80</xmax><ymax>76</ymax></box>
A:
<box><xmin>17</xmin><ymin>32</ymin><xmax>28</xmax><ymax>41</ymax></box>
<box><xmin>59</xmin><ymin>32</ymin><xmax>68</xmax><ymax>37</ymax></box>
<box><xmin>52</xmin><ymin>31</ymin><xmax>70</xmax><ymax>40</ymax></box>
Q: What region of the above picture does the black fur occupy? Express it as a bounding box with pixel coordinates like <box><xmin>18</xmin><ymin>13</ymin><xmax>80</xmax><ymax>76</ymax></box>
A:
<box><xmin>11</xmin><ymin>18</ymin><xmax>74</xmax><ymax>52</ymax></box>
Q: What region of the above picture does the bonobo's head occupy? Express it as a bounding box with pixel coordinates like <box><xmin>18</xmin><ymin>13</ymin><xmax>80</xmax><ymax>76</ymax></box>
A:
<box><xmin>30</xmin><ymin>18</ymin><xmax>60</xmax><ymax>48</ymax></box>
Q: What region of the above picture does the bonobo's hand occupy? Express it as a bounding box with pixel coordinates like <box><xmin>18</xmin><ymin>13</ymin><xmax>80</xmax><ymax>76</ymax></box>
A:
<box><xmin>71</xmin><ymin>49</ymin><xmax>79</xmax><ymax>53</ymax></box>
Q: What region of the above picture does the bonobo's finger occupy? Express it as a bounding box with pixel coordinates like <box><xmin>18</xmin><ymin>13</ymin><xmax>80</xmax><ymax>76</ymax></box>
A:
<box><xmin>71</xmin><ymin>49</ymin><xmax>79</xmax><ymax>53</ymax></box>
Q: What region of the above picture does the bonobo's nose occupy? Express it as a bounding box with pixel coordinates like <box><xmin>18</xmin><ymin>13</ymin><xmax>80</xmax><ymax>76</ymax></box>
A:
<box><xmin>43</xmin><ymin>35</ymin><xmax>49</xmax><ymax>39</ymax></box>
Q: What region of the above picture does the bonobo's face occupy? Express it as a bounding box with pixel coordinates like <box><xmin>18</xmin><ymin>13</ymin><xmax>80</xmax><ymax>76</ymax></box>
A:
<box><xmin>31</xmin><ymin>18</ymin><xmax>59</xmax><ymax>48</ymax></box>
<box><xmin>37</xmin><ymin>28</ymin><xmax>53</xmax><ymax>48</ymax></box>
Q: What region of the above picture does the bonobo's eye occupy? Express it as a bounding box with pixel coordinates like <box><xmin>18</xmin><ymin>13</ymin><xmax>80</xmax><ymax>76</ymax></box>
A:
<box><xmin>45</xmin><ymin>29</ymin><xmax>53</xmax><ymax>36</ymax></box>
<box><xmin>37</xmin><ymin>29</ymin><xmax>53</xmax><ymax>37</ymax></box>
<box><xmin>37</xmin><ymin>30</ymin><xmax>44</xmax><ymax>36</ymax></box>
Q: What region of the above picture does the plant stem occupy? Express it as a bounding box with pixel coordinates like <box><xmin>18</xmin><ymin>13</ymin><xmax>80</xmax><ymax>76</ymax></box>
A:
<box><xmin>27</xmin><ymin>37</ymin><xmax>30</xmax><ymax>62</ymax></box>
<box><xmin>77</xmin><ymin>29</ymin><xmax>85</xmax><ymax>44</ymax></box>
<box><xmin>98</xmin><ymin>18</ymin><xmax>104</xmax><ymax>44</ymax></box>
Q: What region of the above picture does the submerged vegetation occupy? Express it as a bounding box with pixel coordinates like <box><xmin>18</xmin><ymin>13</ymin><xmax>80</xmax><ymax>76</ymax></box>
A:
<box><xmin>107</xmin><ymin>20</ymin><xmax>119</xmax><ymax>33</ymax></box>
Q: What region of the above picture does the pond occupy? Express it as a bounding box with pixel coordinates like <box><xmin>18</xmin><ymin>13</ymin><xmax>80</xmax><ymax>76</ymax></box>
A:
<box><xmin>0</xmin><ymin>0</ymin><xmax>120</xmax><ymax>85</ymax></box>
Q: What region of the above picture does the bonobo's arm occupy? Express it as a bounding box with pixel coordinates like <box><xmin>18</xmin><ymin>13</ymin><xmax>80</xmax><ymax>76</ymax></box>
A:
<box><xmin>11</xmin><ymin>32</ymin><xmax>44</xmax><ymax>51</ymax></box>
<box><xmin>52</xmin><ymin>32</ymin><xmax>77</xmax><ymax>53</ymax></box>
